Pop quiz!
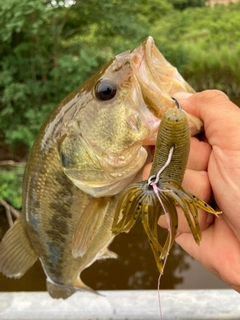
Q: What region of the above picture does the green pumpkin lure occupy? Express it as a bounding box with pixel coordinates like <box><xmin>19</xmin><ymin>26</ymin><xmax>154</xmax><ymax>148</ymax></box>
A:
<box><xmin>112</xmin><ymin>98</ymin><xmax>220</xmax><ymax>272</ymax></box>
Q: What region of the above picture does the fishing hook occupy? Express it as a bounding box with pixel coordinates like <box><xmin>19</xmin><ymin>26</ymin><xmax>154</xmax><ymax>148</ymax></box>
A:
<box><xmin>171</xmin><ymin>97</ymin><xmax>182</xmax><ymax>110</ymax></box>
<box><xmin>147</xmin><ymin>145</ymin><xmax>174</xmax><ymax>186</ymax></box>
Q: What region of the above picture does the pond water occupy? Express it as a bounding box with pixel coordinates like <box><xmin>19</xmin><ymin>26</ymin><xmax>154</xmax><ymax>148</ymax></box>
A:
<box><xmin>0</xmin><ymin>210</ymin><xmax>228</xmax><ymax>293</ymax></box>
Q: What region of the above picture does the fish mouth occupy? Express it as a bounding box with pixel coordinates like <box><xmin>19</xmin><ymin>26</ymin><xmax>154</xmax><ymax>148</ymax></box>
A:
<box><xmin>131</xmin><ymin>36</ymin><xmax>195</xmax><ymax>120</ymax></box>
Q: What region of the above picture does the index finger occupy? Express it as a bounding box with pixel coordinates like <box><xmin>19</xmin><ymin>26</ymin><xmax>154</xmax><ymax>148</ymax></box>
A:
<box><xmin>174</xmin><ymin>90</ymin><xmax>240</xmax><ymax>150</ymax></box>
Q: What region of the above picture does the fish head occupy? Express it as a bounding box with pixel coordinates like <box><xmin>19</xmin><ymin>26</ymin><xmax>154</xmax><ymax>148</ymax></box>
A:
<box><xmin>131</xmin><ymin>36</ymin><xmax>201</xmax><ymax>142</ymax></box>
<box><xmin>58</xmin><ymin>37</ymin><xmax>200</xmax><ymax>197</ymax></box>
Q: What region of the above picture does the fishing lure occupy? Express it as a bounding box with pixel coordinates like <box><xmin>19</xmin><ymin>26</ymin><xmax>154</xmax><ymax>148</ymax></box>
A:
<box><xmin>112</xmin><ymin>98</ymin><xmax>220</xmax><ymax>272</ymax></box>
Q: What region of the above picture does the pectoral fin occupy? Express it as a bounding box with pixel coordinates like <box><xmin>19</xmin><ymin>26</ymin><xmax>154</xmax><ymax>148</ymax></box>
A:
<box><xmin>72</xmin><ymin>197</ymin><xmax>111</xmax><ymax>258</ymax></box>
<box><xmin>0</xmin><ymin>215</ymin><xmax>38</xmax><ymax>278</ymax></box>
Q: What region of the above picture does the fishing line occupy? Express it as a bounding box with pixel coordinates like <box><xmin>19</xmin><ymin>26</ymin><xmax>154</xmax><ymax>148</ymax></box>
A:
<box><xmin>148</xmin><ymin>145</ymin><xmax>175</xmax><ymax>320</ymax></box>
<box><xmin>153</xmin><ymin>183</ymin><xmax>172</xmax><ymax>320</ymax></box>
<box><xmin>148</xmin><ymin>146</ymin><xmax>174</xmax><ymax>186</ymax></box>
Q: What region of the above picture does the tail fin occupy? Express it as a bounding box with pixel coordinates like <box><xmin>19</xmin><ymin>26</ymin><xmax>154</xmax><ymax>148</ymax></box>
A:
<box><xmin>0</xmin><ymin>216</ymin><xmax>37</xmax><ymax>278</ymax></box>
<box><xmin>47</xmin><ymin>277</ymin><xmax>99</xmax><ymax>299</ymax></box>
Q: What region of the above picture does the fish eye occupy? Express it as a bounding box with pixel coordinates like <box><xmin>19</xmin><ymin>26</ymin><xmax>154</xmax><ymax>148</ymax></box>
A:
<box><xmin>95</xmin><ymin>79</ymin><xmax>117</xmax><ymax>101</ymax></box>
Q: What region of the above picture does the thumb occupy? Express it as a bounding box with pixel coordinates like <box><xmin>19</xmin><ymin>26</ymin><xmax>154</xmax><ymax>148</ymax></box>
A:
<box><xmin>172</xmin><ymin>92</ymin><xmax>193</xmax><ymax>100</ymax></box>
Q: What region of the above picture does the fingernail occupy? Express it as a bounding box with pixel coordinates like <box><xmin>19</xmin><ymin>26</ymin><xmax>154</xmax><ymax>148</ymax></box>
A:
<box><xmin>172</xmin><ymin>92</ymin><xmax>193</xmax><ymax>100</ymax></box>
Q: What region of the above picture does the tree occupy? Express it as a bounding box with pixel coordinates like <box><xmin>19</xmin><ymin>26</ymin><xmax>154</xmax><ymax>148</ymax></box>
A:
<box><xmin>151</xmin><ymin>2</ymin><xmax>240</xmax><ymax>95</ymax></box>
<box><xmin>137</xmin><ymin>0</ymin><xmax>173</xmax><ymax>23</ymax></box>
<box><xmin>169</xmin><ymin>0</ymin><xmax>207</xmax><ymax>10</ymax></box>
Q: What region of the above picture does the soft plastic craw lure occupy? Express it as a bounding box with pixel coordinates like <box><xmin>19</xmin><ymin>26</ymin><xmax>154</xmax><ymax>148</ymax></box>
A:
<box><xmin>112</xmin><ymin>99</ymin><xmax>220</xmax><ymax>272</ymax></box>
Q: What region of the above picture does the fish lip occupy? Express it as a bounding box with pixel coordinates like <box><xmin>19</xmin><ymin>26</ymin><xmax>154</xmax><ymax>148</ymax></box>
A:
<box><xmin>131</xmin><ymin>36</ymin><xmax>175</xmax><ymax>120</ymax></box>
<box><xmin>131</xmin><ymin>36</ymin><xmax>162</xmax><ymax>86</ymax></box>
<box><xmin>141</xmin><ymin>36</ymin><xmax>162</xmax><ymax>85</ymax></box>
<box><xmin>131</xmin><ymin>36</ymin><xmax>196</xmax><ymax>121</ymax></box>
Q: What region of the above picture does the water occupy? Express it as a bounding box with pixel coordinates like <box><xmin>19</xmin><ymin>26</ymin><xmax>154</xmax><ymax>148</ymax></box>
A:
<box><xmin>0</xmin><ymin>211</ymin><xmax>228</xmax><ymax>292</ymax></box>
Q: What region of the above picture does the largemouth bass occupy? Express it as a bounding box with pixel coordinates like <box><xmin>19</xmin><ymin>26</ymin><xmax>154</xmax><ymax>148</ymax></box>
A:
<box><xmin>112</xmin><ymin>100</ymin><xmax>220</xmax><ymax>273</ymax></box>
<box><xmin>0</xmin><ymin>37</ymin><xmax>202</xmax><ymax>299</ymax></box>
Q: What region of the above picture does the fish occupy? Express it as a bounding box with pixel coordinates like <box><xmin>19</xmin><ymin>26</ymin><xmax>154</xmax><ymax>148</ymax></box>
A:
<box><xmin>0</xmin><ymin>36</ymin><xmax>203</xmax><ymax>299</ymax></box>
<box><xmin>112</xmin><ymin>99</ymin><xmax>221</xmax><ymax>273</ymax></box>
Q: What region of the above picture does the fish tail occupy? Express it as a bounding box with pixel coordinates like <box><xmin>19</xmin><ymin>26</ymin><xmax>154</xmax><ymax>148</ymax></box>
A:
<box><xmin>0</xmin><ymin>215</ymin><xmax>38</xmax><ymax>278</ymax></box>
<box><xmin>47</xmin><ymin>278</ymin><xmax>76</xmax><ymax>299</ymax></box>
<box><xmin>72</xmin><ymin>277</ymin><xmax>100</xmax><ymax>295</ymax></box>
<box><xmin>46</xmin><ymin>277</ymin><xmax>99</xmax><ymax>299</ymax></box>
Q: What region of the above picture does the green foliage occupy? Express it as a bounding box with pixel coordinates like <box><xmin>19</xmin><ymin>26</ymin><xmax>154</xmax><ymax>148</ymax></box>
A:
<box><xmin>169</xmin><ymin>0</ymin><xmax>207</xmax><ymax>10</ymax></box>
<box><xmin>152</xmin><ymin>3</ymin><xmax>240</xmax><ymax>95</ymax></box>
<box><xmin>1</xmin><ymin>0</ymin><xmax>240</xmax><ymax>209</ymax></box>
<box><xmin>0</xmin><ymin>166</ymin><xmax>24</xmax><ymax>209</ymax></box>
<box><xmin>137</xmin><ymin>0</ymin><xmax>173</xmax><ymax>23</ymax></box>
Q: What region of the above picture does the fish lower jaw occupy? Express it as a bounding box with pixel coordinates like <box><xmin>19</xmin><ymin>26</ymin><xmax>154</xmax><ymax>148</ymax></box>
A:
<box><xmin>65</xmin><ymin>149</ymin><xmax>148</xmax><ymax>197</ymax></box>
<box><xmin>70</xmin><ymin>172</ymin><xmax>138</xmax><ymax>198</ymax></box>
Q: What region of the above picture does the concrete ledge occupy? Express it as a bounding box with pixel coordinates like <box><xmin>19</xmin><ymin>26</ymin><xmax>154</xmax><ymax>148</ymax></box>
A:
<box><xmin>0</xmin><ymin>290</ymin><xmax>239</xmax><ymax>320</ymax></box>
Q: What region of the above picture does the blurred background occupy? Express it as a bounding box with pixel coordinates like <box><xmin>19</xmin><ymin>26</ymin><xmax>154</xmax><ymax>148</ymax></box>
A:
<box><xmin>0</xmin><ymin>0</ymin><xmax>238</xmax><ymax>292</ymax></box>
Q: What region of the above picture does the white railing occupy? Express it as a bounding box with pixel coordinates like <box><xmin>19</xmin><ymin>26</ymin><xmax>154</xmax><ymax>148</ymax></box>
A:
<box><xmin>0</xmin><ymin>290</ymin><xmax>239</xmax><ymax>320</ymax></box>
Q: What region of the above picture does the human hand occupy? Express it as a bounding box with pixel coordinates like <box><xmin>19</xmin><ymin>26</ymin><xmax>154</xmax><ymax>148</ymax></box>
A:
<box><xmin>143</xmin><ymin>90</ymin><xmax>240</xmax><ymax>292</ymax></box>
